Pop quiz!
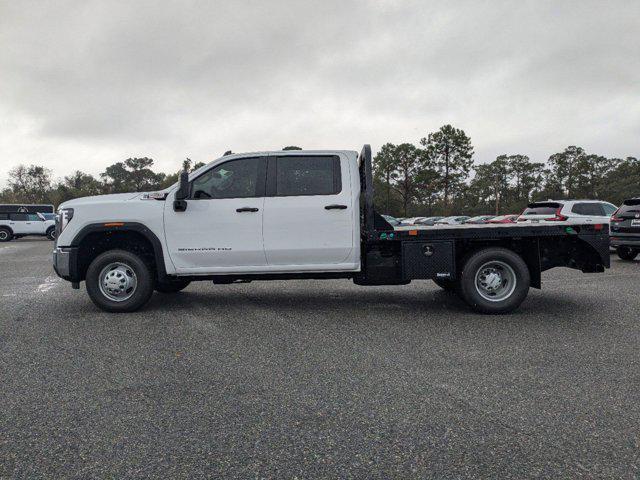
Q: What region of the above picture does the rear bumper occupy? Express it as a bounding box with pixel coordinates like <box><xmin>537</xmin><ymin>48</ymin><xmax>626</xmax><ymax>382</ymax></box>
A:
<box><xmin>52</xmin><ymin>246</ymin><xmax>79</xmax><ymax>281</ymax></box>
<box><xmin>610</xmin><ymin>235</ymin><xmax>640</xmax><ymax>248</ymax></box>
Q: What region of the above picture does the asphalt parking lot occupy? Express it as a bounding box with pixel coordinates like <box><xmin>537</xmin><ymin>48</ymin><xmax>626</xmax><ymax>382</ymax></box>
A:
<box><xmin>1</xmin><ymin>239</ymin><xmax>639</xmax><ymax>478</ymax></box>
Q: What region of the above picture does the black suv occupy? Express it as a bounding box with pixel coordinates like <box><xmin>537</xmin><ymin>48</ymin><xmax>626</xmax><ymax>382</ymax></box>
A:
<box><xmin>610</xmin><ymin>198</ymin><xmax>640</xmax><ymax>260</ymax></box>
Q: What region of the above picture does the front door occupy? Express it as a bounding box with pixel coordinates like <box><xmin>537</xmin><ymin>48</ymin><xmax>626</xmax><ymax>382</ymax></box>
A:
<box><xmin>262</xmin><ymin>154</ymin><xmax>356</xmax><ymax>269</ymax></box>
<box><xmin>164</xmin><ymin>156</ymin><xmax>268</xmax><ymax>273</ymax></box>
<box><xmin>25</xmin><ymin>214</ymin><xmax>46</xmax><ymax>234</ymax></box>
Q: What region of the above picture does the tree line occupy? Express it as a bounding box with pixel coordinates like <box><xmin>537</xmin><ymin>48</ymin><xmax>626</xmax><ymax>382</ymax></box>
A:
<box><xmin>1</xmin><ymin>131</ymin><xmax>637</xmax><ymax>214</ymax></box>
<box><xmin>0</xmin><ymin>147</ymin><xmax>307</xmax><ymax>206</ymax></box>
<box><xmin>374</xmin><ymin>125</ymin><xmax>639</xmax><ymax>217</ymax></box>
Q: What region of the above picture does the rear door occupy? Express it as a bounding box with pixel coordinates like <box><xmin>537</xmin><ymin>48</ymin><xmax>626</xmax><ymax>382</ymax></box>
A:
<box><xmin>569</xmin><ymin>202</ymin><xmax>610</xmax><ymax>224</ymax></box>
<box><xmin>25</xmin><ymin>213</ymin><xmax>47</xmax><ymax>234</ymax></box>
<box><xmin>262</xmin><ymin>153</ymin><xmax>356</xmax><ymax>270</ymax></box>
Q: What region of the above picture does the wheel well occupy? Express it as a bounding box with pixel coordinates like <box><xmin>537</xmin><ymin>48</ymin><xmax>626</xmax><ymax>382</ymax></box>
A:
<box><xmin>454</xmin><ymin>239</ymin><xmax>542</xmax><ymax>289</ymax></box>
<box><xmin>76</xmin><ymin>230</ymin><xmax>158</xmax><ymax>282</ymax></box>
<box><xmin>0</xmin><ymin>225</ymin><xmax>13</xmax><ymax>234</ymax></box>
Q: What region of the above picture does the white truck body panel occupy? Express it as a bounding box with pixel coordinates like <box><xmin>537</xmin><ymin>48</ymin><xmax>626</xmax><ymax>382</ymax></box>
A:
<box><xmin>57</xmin><ymin>150</ymin><xmax>362</xmax><ymax>276</ymax></box>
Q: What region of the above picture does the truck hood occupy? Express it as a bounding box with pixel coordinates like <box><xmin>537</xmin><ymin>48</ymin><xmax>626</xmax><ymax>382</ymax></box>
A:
<box><xmin>59</xmin><ymin>192</ymin><xmax>142</xmax><ymax>209</ymax></box>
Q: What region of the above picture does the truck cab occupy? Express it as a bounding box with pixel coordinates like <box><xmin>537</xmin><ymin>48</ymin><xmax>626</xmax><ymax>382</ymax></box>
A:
<box><xmin>164</xmin><ymin>150</ymin><xmax>360</xmax><ymax>274</ymax></box>
<box><xmin>53</xmin><ymin>146</ymin><xmax>610</xmax><ymax>314</ymax></box>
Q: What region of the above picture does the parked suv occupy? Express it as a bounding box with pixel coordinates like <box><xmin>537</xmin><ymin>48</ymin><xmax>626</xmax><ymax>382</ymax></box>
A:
<box><xmin>610</xmin><ymin>198</ymin><xmax>640</xmax><ymax>260</ymax></box>
<box><xmin>0</xmin><ymin>212</ymin><xmax>56</xmax><ymax>242</ymax></box>
<box><xmin>518</xmin><ymin>200</ymin><xmax>617</xmax><ymax>225</ymax></box>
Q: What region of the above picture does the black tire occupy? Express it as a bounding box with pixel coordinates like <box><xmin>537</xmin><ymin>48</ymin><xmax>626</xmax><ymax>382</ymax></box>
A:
<box><xmin>617</xmin><ymin>247</ymin><xmax>639</xmax><ymax>261</ymax></box>
<box><xmin>458</xmin><ymin>247</ymin><xmax>530</xmax><ymax>314</ymax></box>
<box><xmin>0</xmin><ymin>228</ymin><xmax>12</xmax><ymax>242</ymax></box>
<box><xmin>155</xmin><ymin>279</ymin><xmax>191</xmax><ymax>293</ymax></box>
<box><xmin>433</xmin><ymin>278</ymin><xmax>457</xmax><ymax>292</ymax></box>
<box><xmin>85</xmin><ymin>249</ymin><xmax>154</xmax><ymax>313</ymax></box>
<box><xmin>46</xmin><ymin>227</ymin><xmax>56</xmax><ymax>241</ymax></box>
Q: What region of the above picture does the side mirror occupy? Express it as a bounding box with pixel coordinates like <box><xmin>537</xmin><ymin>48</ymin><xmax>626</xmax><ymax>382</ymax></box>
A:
<box><xmin>173</xmin><ymin>170</ymin><xmax>189</xmax><ymax>212</ymax></box>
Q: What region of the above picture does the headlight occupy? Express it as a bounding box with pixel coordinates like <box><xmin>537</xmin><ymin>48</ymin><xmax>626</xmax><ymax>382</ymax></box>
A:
<box><xmin>57</xmin><ymin>208</ymin><xmax>74</xmax><ymax>233</ymax></box>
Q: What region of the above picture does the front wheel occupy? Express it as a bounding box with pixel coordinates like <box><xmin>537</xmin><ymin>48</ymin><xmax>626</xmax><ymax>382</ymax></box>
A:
<box><xmin>85</xmin><ymin>249</ymin><xmax>154</xmax><ymax>312</ymax></box>
<box><xmin>617</xmin><ymin>247</ymin><xmax>639</xmax><ymax>261</ymax></box>
<box><xmin>46</xmin><ymin>227</ymin><xmax>56</xmax><ymax>241</ymax></box>
<box><xmin>0</xmin><ymin>228</ymin><xmax>12</xmax><ymax>242</ymax></box>
<box><xmin>458</xmin><ymin>248</ymin><xmax>530</xmax><ymax>314</ymax></box>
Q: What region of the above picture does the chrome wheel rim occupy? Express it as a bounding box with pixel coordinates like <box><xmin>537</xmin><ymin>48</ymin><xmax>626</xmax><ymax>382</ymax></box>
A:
<box><xmin>474</xmin><ymin>261</ymin><xmax>517</xmax><ymax>302</ymax></box>
<box><xmin>98</xmin><ymin>262</ymin><xmax>138</xmax><ymax>302</ymax></box>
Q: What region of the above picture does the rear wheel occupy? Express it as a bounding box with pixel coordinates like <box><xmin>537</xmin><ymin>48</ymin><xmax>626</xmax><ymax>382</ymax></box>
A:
<box><xmin>85</xmin><ymin>249</ymin><xmax>154</xmax><ymax>312</ymax></box>
<box><xmin>458</xmin><ymin>248</ymin><xmax>530</xmax><ymax>314</ymax></box>
<box><xmin>155</xmin><ymin>279</ymin><xmax>191</xmax><ymax>293</ymax></box>
<box><xmin>46</xmin><ymin>227</ymin><xmax>56</xmax><ymax>241</ymax></box>
<box><xmin>617</xmin><ymin>247</ymin><xmax>639</xmax><ymax>261</ymax></box>
<box><xmin>433</xmin><ymin>278</ymin><xmax>457</xmax><ymax>292</ymax></box>
<box><xmin>0</xmin><ymin>228</ymin><xmax>12</xmax><ymax>242</ymax></box>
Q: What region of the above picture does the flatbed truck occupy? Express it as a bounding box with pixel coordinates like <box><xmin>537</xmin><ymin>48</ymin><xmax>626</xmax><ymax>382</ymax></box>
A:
<box><xmin>52</xmin><ymin>145</ymin><xmax>609</xmax><ymax>313</ymax></box>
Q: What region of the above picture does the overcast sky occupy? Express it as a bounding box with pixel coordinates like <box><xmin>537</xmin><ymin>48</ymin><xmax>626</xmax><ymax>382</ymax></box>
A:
<box><xmin>1</xmin><ymin>0</ymin><xmax>638</xmax><ymax>185</ymax></box>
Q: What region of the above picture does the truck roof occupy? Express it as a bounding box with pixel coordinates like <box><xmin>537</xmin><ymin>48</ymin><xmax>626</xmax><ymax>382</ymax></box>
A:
<box><xmin>189</xmin><ymin>150</ymin><xmax>359</xmax><ymax>179</ymax></box>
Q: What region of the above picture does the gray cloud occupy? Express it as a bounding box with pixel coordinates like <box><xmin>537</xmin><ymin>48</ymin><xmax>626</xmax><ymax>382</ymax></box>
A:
<box><xmin>1</xmin><ymin>0</ymin><xmax>638</xmax><ymax>183</ymax></box>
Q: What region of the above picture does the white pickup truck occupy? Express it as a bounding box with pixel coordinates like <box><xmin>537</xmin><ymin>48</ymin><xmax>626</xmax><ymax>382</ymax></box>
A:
<box><xmin>52</xmin><ymin>146</ymin><xmax>610</xmax><ymax>314</ymax></box>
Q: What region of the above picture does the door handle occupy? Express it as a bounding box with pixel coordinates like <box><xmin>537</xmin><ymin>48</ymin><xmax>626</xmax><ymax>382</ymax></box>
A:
<box><xmin>325</xmin><ymin>204</ymin><xmax>347</xmax><ymax>210</ymax></box>
<box><xmin>236</xmin><ymin>207</ymin><xmax>259</xmax><ymax>212</ymax></box>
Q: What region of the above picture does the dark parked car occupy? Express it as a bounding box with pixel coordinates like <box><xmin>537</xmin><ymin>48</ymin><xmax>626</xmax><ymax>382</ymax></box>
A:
<box><xmin>610</xmin><ymin>198</ymin><xmax>640</xmax><ymax>260</ymax></box>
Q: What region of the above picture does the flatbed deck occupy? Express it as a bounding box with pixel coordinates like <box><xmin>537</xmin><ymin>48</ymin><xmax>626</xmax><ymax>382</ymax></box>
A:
<box><xmin>385</xmin><ymin>222</ymin><xmax>607</xmax><ymax>241</ymax></box>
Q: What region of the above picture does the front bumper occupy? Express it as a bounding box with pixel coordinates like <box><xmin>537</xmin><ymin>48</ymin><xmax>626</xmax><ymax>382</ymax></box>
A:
<box><xmin>52</xmin><ymin>246</ymin><xmax>79</xmax><ymax>281</ymax></box>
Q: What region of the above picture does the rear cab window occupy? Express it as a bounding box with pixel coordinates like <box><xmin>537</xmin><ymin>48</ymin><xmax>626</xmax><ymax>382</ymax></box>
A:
<box><xmin>9</xmin><ymin>213</ymin><xmax>29</xmax><ymax>221</ymax></box>
<box><xmin>270</xmin><ymin>155</ymin><xmax>341</xmax><ymax>196</ymax></box>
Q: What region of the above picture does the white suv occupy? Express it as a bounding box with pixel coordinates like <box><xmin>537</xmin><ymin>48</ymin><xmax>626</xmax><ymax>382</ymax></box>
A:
<box><xmin>517</xmin><ymin>200</ymin><xmax>617</xmax><ymax>225</ymax></box>
<box><xmin>0</xmin><ymin>212</ymin><xmax>56</xmax><ymax>241</ymax></box>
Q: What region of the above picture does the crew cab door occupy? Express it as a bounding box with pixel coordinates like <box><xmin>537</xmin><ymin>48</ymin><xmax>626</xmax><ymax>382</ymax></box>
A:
<box><xmin>262</xmin><ymin>153</ymin><xmax>357</xmax><ymax>270</ymax></box>
<box><xmin>163</xmin><ymin>156</ymin><xmax>268</xmax><ymax>273</ymax></box>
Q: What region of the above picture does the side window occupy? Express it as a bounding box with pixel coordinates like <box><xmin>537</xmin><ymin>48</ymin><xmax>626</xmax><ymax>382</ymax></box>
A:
<box><xmin>9</xmin><ymin>213</ymin><xmax>29</xmax><ymax>221</ymax></box>
<box><xmin>602</xmin><ymin>204</ymin><xmax>617</xmax><ymax>215</ymax></box>
<box><xmin>0</xmin><ymin>213</ymin><xmax>8</xmax><ymax>220</ymax></box>
<box><xmin>190</xmin><ymin>157</ymin><xmax>262</xmax><ymax>200</ymax></box>
<box><xmin>572</xmin><ymin>203</ymin><xmax>604</xmax><ymax>216</ymax></box>
<box><xmin>27</xmin><ymin>214</ymin><xmax>42</xmax><ymax>221</ymax></box>
<box><xmin>274</xmin><ymin>155</ymin><xmax>341</xmax><ymax>196</ymax></box>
